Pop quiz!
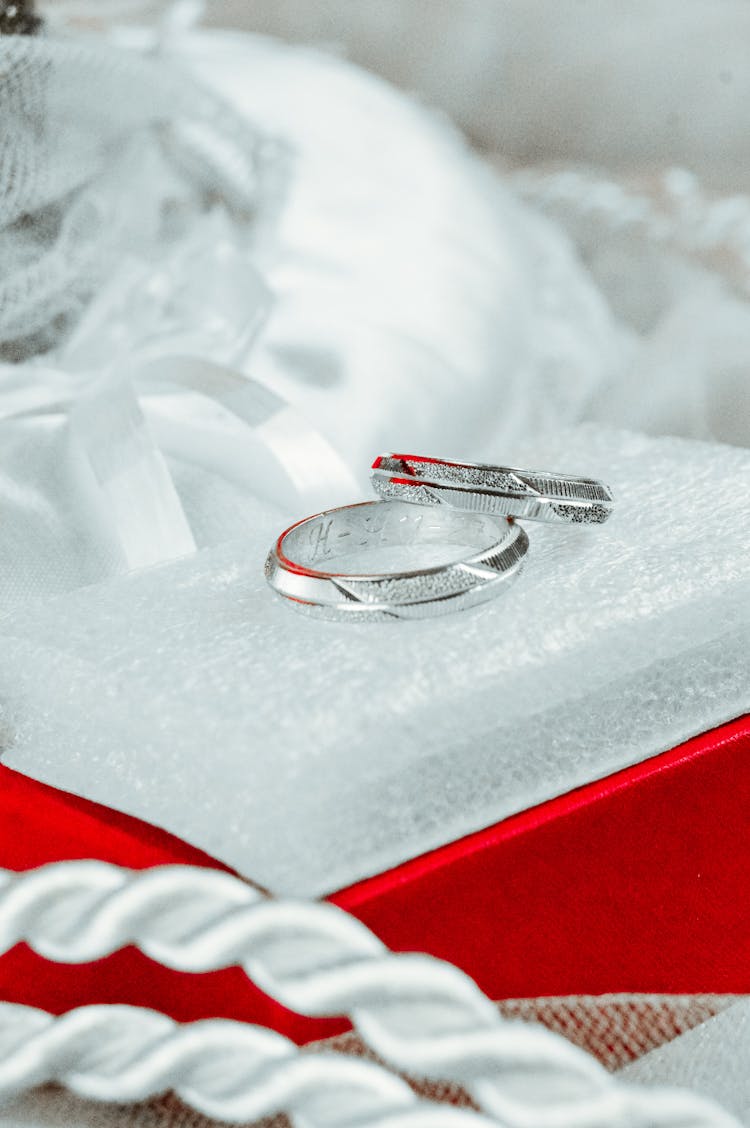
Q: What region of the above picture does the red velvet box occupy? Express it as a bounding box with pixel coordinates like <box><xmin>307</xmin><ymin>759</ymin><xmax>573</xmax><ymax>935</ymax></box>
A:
<box><xmin>1</xmin><ymin>712</ymin><xmax>748</xmax><ymax>1043</ymax></box>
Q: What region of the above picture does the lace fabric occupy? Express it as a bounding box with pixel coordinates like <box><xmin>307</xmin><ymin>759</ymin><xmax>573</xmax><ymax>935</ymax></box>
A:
<box><xmin>0</xmin><ymin>33</ymin><xmax>265</xmax><ymax>357</ymax></box>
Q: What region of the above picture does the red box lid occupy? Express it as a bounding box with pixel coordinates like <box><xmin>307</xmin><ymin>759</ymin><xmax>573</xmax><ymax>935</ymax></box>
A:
<box><xmin>0</xmin><ymin>713</ymin><xmax>748</xmax><ymax>1044</ymax></box>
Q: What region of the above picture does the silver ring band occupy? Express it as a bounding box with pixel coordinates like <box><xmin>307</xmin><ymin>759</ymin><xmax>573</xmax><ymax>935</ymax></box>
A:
<box><xmin>371</xmin><ymin>453</ymin><xmax>613</xmax><ymax>525</ymax></box>
<box><xmin>265</xmin><ymin>500</ymin><xmax>528</xmax><ymax>621</ymax></box>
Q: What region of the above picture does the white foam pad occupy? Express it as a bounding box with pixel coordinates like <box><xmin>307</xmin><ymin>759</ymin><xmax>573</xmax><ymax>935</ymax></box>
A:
<box><xmin>1</xmin><ymin>425</ymin><xmax>748</xmax><ymax>896</ymax></box>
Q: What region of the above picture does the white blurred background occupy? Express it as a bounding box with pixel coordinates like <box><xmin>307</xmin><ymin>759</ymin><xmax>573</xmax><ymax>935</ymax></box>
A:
<box><xmin>48</xmin><ymin>0</ymin><xmax>750</xmax><ymax>183</ymax></box>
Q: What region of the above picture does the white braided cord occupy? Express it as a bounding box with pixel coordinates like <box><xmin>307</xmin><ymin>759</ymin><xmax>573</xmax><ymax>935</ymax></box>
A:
<box><xmin>0</xmin><ymin>862</ymin><xmax>737</xmax><ymax>1127</ymax></box>
<box><xmin>0</xmin><ymin>1001</ymin><xmax>498</xmax><ymax>1128</ymax></box>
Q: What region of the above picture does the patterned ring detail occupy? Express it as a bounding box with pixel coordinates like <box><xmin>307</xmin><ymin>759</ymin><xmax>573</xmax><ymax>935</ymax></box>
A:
<box><xmin>371</xmin><ymin>454</ymin><xmax>614</xmax><ymax>525</ymax></box>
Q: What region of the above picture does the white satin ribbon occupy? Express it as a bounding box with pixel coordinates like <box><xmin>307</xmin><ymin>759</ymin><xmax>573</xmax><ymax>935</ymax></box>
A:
<box><xmin>0</xmin><ymin>189</ymin><xmax>358</xmax><ymax>590</ymax></box>
<box><xmin>68</xmin><ymin>371</ymin><xmax>197</xmax><ymax>571</ymax></box>
<box><xmin>0</xmin><ymin>353</ymin><xmax>356</xmax><ymax>581</ymax></box>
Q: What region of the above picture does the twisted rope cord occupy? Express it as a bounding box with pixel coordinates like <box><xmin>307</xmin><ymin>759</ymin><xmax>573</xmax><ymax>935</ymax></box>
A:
<box><xmin>0</xmin><ymin>1002</ymin><xmax>496</xmax><ymax>1128</ymax></box>
<box><xmin>0</xmin><ymin>862</ymin><xmax>736</xmax><ymax>1128</ymax></box>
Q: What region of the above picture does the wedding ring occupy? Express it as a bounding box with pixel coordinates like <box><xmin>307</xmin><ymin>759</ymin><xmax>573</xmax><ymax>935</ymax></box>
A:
<box><xmin>265</xmin><ymin>500</ymin><xmax>528</xmax><ymax>620</ymax></box>
<box><xmin>371</xmin><ymin>453</ymin><xmax>614</xmax><ymax>524</ymax></box>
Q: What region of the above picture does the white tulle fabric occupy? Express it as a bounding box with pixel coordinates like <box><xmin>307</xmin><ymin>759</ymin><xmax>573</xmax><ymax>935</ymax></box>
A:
<box><xmin>1</xmin><ymin>6</ymin><xmax>750</xmax><ymax>1123</ymax></box>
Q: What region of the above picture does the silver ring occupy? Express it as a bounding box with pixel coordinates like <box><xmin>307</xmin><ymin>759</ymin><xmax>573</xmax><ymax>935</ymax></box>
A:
<box><xmin>371</xmin><ymin>453</ymin><xmax>614</xmax><ymax>524</ymax></box>
<box><xmin>265</xmin><ymin>500</ymin><xmax>528</xmax><ymax>621</ymax></box>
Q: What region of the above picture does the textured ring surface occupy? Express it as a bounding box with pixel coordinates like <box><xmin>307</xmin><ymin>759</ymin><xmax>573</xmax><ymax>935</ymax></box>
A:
<box><xmin>371</xmin><ymin>454</ymin><xmax>613</xmax><ymax>525</ymax></box>
<box><xmin>265</xmin><ymin>500</ymin><xmax>528</xmax><ymax>621</ymax></box>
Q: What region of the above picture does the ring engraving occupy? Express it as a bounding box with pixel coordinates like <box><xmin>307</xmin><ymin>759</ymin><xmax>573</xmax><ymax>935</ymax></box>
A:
<box><xmin>265</xmin><ymin>500</ymin><xmax>528</xmax><ymax>621</ymax></box>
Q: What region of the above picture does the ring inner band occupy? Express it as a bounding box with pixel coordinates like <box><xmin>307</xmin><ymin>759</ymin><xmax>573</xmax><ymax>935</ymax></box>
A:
<box><xmin>281</xmin><ymin>501</ymin><xmax>511</xmax><ymax>574</ymax></box>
